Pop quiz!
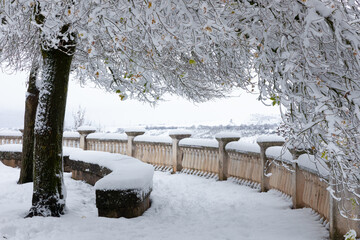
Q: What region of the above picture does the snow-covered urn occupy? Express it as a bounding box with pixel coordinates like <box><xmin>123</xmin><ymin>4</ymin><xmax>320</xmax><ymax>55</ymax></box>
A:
<box><xmin>256</xmin><ymin>136</ymin><xmax>285</xmax><ymax>192</ymax></box>
<box><xmin>77</xmin><ymin>126</ymin><xmax>96</xmax><ymax>150</ymax></box>
<box><xmin>169</xmin><ymin>130</ymin><xmax>192</xmax><ymax>172</ymax></box>
<box><xmin>215</xmin><ymin>132</ymin><xmax>241</xmax><ymax>181</ymax></box>
<box><xmin>125</xmin><ymin>129</ymin><xmax>145</xmax><ymax>157</ymax></box>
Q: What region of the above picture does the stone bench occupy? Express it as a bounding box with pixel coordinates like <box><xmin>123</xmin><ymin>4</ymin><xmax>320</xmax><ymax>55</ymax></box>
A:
<box><xmin>65</xmin><ymin>149</ymin><xmax>154</xmax><ymax>218</ymax></box>
<box><xmin>0</xmin><ymin>145</ymin><xmax>153</xmax><ymax>218</ymax></box>
<box><xmin>0</xmin><ymin>144</ymin><xmax>22</xmax><ymax>168</ymax></box>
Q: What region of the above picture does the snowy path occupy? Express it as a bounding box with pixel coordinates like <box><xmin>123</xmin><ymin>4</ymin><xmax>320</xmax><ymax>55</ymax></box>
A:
<box><xmin>0</xmin><ymin>162</ymin><xmax>328</xmax><ymax>240</ymax></box>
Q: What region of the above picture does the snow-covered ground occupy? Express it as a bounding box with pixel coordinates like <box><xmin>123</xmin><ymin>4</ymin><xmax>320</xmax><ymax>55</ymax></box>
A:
<box><xmin>0</xmin><ymin>162</ymin><xmax>328</xmax><ymax>240</ymax></box>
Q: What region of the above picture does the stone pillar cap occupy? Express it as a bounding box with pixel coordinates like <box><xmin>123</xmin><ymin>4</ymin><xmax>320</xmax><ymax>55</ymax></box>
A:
<box><xmin>256</xmin><ymin>135</ymin><xmax>285</xmax><ymax>147</ymax></box>
<box><xmin>169</xmin><ymin>130</ymin><xmax>192</xmax><ymax>140</ymax></box>
<box><xmin>215</xmin><ymin>132</ymin><xmax>241</xmax><ymax>143</ymax></box>
<box><xmin>77</xmin><ymin>126</ymin><xmax>96</xmax><ymax>135</ymax></box>
<box><xmin>125</xmin><ymin>128</ymin><xmax>146</xmax><ymax>137</ymax></box>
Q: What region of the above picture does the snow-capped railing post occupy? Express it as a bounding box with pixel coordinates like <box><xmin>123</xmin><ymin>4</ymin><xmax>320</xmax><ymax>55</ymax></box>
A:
<box><xmin>77</xmin><ymin>126</ymin><xmax>97</xmax><ymax>150</ymax></box>
<box><xmin>125</xmin><ymin>129</ymin><xmax>145</xmax><ymax>157</ymax></box>
<box><xmin>257</xmin><ymin>137</ymin><xmax>285</xmax><ymax>192</ymax></box>
<box><xmin>215</xmin><ymin>133</ymin><xmax>240</xmax><ymax>181</ymax></box>
<box><xmin>169</xmin><ymin>131</ymin><xmax>192</xmax><ymax>173</ymax></box>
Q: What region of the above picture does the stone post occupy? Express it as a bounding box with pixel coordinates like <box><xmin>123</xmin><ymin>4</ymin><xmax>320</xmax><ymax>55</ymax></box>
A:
<box><xmin>215</xmin><ymin>135</ymin><xmax>240</xmax><ymax>181</ymax></box>
<box><xmin>77</xmin><ymin>127</ymin><xmax>96</xmax><ymax>150</ymax></box>
<box><xmin>169</xmin><ymin>133</ymin><xmax>191</xmax><ymax>173</ymax></box>
<box><xmin>125</xmin><ymin>130</ymin><xmax>145</xmax><ymax>157</ymax></box>
<box><xmin>257</xmin><ymin>138</ymin><xmax>285</xmax><ymax>192</ymax></box>
<box><xmin>19</xmin><ymin>129</ymin><xmax>24</xmax><ymax>144</ymax></box>
<box><xmin>288</xmin><ymin>148</ymin><xmax>306</xmax><ymax>209</ymax></box>
<box><xmin>329</xmin><ymin>176</ymin><xmax>338</xmax><ymax>240</ymax></box>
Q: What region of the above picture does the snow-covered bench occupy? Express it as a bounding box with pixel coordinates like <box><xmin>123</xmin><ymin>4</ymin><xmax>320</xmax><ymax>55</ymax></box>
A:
<box><xmin>65</xmin><ymin>149</ymin><xmax>154</xmax><ymax>218</ymax></box>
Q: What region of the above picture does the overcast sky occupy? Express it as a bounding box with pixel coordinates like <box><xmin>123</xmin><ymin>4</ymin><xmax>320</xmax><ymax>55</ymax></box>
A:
<box><xmin>0</xmin><ymin>71</ymin><xmax>281</xmax><ymax>131</ymax></box>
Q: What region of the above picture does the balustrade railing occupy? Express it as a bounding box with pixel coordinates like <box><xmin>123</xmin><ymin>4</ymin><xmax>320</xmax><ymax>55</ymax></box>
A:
<box><xmin>134</xmin><ymin>142</ymin><xmax>172</xmax><ymax>168</ymax></box>
<box><xmin>181</xmin><ymin>146</ymin><xmax>219</xmax><ymax>176</ymax></box>
<box><xmin>86</xmin><ymin>133</ymin><xmax>127</xmax><ymax>154</ymax></box>
<box><xmin>63</xmin><ymin>137</ymin><xmax>80</xmax><ymax>148</ymax></box>
<box><xmin>0</xmin><ymin>129</ymin><xmax>358</xmax><ymax>238</ymax></box>
<box><xmin>87</xmin><ymin>139</ymin><xmax>127</xmax><ymax>154</ymax></box>
<box><xmin>0</xmin><ymin>136</ymin><xmax>22</xmax><ymax>145</ymax></box>
<box><xmin>227</xmin><ymin>151</ymin><xmax>262</xmax><ymax>183</ymax></box>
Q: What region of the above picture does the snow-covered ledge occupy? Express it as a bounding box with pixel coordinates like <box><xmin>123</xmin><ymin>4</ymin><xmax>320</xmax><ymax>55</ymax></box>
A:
<box><xmin>66</xmin><ymin>149</ymin><xmax>154</xmax><ymax>218</ymax></box>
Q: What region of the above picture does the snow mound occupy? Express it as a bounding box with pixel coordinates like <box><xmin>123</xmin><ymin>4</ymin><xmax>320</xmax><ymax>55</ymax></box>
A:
<box><xmin>179</xmin><ymin>138</ymin><xmax>218</xmax><ymax>148</ymax></box>
<box><xmin>124</xmin><ymin>127</ymin><xmax>146</xmax><ymax>133</ymax></box>
<box><xmin>69</xmin><ymin>150</ymin><xmax>153</xmax><ymax>192</ymax></box>
<box><xmin>266</xmin><ymin>146</ymin><xmax>292</xmax><ymax>162</ymax></box>
<box><xmin>225</xmin><ymin>141</ymin><xmax>260</xmax><ymax>154</ymax></box>
<box><xmin>63</xmin><ymin>131</ymin><xmax>80</xmax><ymax>138</ymax></box>
<box><xmin>215</xmin><ymin>132</ymin><xmax>241</xmax><ymax>139</ymax></box>
<box><xmin>63</xmin><ymin>147</ymin><xmax>83</xmax><ymax>156</ymax></box>
<box><xmin>135</xmin><ymin>135</ymin><xmax>172</xmax><ymax>144</ymax></box>
<box><xmin>168</xmin><ymin>129</ymin><xmax>192</xmax><ymax>136</ymax></box>
<box><xmin>77</xmin><ymin>126</ymin><xmax>97</xmax><ymax>131</ymax></box>
<box><xmin>0</xmin><ymin>130</ymin><xmax>22</xmax><ymax>137</ymax></box>
<box><xmin>298</xmin><ymin>154</ymin><xmax>329</xmax><ymax>177</ymax></box>
<box><xmin>265</xmin><ymin>147</ymin><xmax>329</xmax><ymax>176</ymax></box>
<box><xmin>0</xmin><ymin>144</ymin><xmax>22</xmax><ymax>152</ymax></box>
<box><xmin>86</xmin><ymin>132</ymin><xmax>127</xmax><ymax>141</ymax></box>
<box><xmin>0</xmin><ymin>163</ymin><xmax>329</xmax><ymax>240</ymax></box>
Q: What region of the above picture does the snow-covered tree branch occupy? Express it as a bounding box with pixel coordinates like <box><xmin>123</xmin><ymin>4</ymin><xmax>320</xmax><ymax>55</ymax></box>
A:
<box><xmin>225</xmin><ymin>0</ymin><xmax>360</xmax><ymax>220</ymax></box>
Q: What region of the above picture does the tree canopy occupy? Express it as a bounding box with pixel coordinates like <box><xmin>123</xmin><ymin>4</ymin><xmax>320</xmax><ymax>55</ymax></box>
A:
<box><xmin>1</xmin><ymin>0</ymin><xmax>240</xmax><ymax>102</ymax></box>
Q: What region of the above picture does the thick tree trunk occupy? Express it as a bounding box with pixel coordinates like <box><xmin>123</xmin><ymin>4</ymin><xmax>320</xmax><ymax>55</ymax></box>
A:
<box><xmin>27</xmin><ymin>44</ymin><xmax>74</xmax><ymax>217</ymax></box>
<box><xmin>18</xmin><ymin>62</ymin><xmax>39</xmax><ymax>184</ymax></box>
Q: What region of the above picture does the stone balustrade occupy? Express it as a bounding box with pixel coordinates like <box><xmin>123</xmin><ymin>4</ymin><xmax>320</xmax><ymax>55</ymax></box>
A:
<box><xmin>86</xmin><ymin>133</ymin><xmax>127</xmax><ymax>154</ymax></box>
<box><xmin>181</xmin><ymin>146</ymin><xmax>219</xmax><ymax>177</ymax></box>
<box><xmin>0</xmin><ymin>128</ymin><xmax>358</xmax><ymax>239</ymax></box>
<box><xmin>0</xmin><ymin>130</ymin><xmax>22</xmax><ymax>145</ymax></box>
<box><xmin>134</xmin><ymin>141</ymin><xmax>173</xmax><ymax>171</ymax></box>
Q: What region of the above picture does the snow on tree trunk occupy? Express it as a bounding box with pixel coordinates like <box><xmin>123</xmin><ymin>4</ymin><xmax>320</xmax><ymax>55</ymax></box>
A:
<box><xmin>18</xmin><ymin>62</ymin><xmax>39</xmax><ymax>184</ymax></box>
<box><xmin>27</xmin><ymin>44</ymin><xmax>74</xmax><ymax>217</ymax></box>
